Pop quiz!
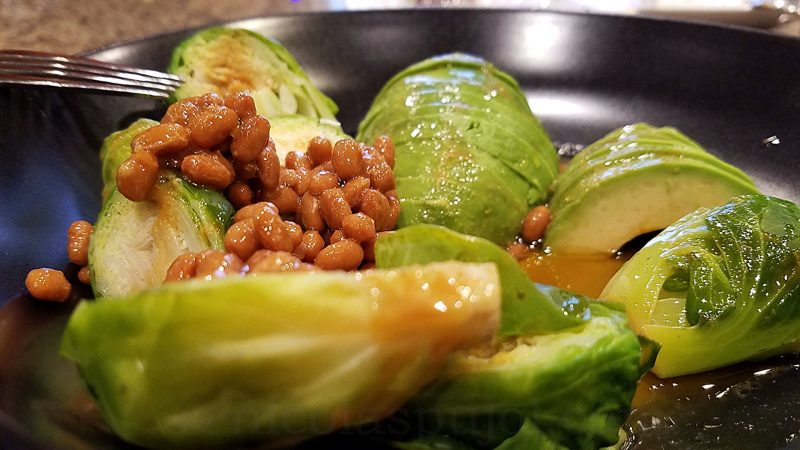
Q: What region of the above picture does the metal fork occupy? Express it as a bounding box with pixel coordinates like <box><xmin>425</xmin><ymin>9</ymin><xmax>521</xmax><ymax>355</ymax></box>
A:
<box><xmin>0</xmin><ymin>50</ymin><xmax>182</xmax><ymax>99</ymax></box>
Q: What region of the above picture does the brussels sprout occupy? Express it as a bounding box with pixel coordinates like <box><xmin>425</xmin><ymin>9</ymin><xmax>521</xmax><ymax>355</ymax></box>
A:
<box><xmin>375</xmin><ymin>224</ymin><xmax>588</xmax><ymax>336</ymax></box>
<box><xmin>98</xmin><ymin>118</ymin><xmax>158</xmax><ymax>200</ymax></box>
<box><xmin>269</xmin><ymin>114</ymin><xmax>349</xmax><ymax>161</ymax></box>
<box><xmin>168</xmin><ymin>27</ymin><xmax>338</xmax><ymax>119</ymax></box>
<box><xmin>546</xmin><ymin>123</ymin><xmax>758</xmax><ymax>255</ymax></box>
<box><xmin>357</xmin><ymin>54</ymin><xmax>558</xmax><ymax>245</ymax></box>
<box><xmin>406</xmin><ymin>302</ymin><xmax>642</xmax><ymax>450</ymax></box>
<box><xmin>602</xmin><ymin>194</ymin><xmax>800</xmax><ymax>377</ymax></box>
<box><xmin>61</xmin><ymin>262</ymin><xmax>501</xmax><ymax>448</ymax></box>
<box><xmin>89</xmin><ymin>171</ymin><xmax>233</xmax><ymax>298</ymax></box>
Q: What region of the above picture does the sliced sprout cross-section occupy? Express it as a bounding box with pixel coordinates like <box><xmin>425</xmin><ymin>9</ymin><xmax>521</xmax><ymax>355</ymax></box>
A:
<box><xmin>407</xmin><ymin>303</ymin><xmax>642</xmax><ymax>450</ymax></box>
<box><xmin>89</xmin><ymin>171</ymin><xmax>233</xmax><ymax>298</ymax></box>
<box><xmin>168</xmin><ymin>27</ymin><xmax>338</xmax><ymax>120</ymax></box>
<box><xmin>61</xmin><ymin>262</ymin><xmax>501</xmax><ymax>448</ymax></box>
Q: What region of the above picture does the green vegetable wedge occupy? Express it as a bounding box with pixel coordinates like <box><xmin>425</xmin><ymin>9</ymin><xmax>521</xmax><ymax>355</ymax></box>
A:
<box><xmin>62</xmin><ymin>262</ymin><xmax>501</xmax><ymax>448</ymax></box>
<box><xmin>546</xmin><ymin>123</ymin><xmax>758</xmax><ymax>255</ymax></box>
<box><xmin>375</xmin><ymin>224</ymin><xmax>589</xmax><ymax>336</ymax></box>
<box><xmin>89</xmin><ymin>171</ymin><xmax>233</xmax><ymax>298</ymax></box>
<box><xmin>168</xmin><ymin>27</ymin><xmax>338</xmax><ymax>120</ymax></box>
<box><xmin>357</xmin><ymin>54</ymin><xmax>558</xmax><ymax>245</ymax></box>
<box><xmin>602</xmin><ymin>194</ymin><xmax>800</xmax><ymax>377</ymax></box>
<box><xmin>268</xmin><ymin>114</ymin><xmax>349</xmax><ymax>161</ymax></box>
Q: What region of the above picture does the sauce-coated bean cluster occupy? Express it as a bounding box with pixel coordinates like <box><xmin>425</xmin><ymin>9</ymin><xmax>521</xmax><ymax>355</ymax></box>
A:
<box><xmin>116</xmin><ymin>92</ymin><xmax>269</xmax><ymax>201</ymax></box>
<box><xmin>164</xmin><ymin>131</ymin><xmax>400</xmax><ymax>279</ymax></box>
<box><xmin>24</xmin><ymin>93</ymin><xmax>401</xmax><ymax>301</ymax></box>
<box><xmin>147</xmin><ymin>92</ymin><xmax>401</xmax><ymax>279</ymax></box>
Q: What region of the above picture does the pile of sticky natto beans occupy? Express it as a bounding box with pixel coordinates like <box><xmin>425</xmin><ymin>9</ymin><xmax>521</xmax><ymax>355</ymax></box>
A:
<box><xmin>25</xmin><ymin>92</ymin><xmax>400</xmax><ymax>302</ymax></box>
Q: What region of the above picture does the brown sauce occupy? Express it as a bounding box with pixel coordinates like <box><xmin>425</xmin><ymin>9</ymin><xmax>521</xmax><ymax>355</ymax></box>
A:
<box><xmin>519</xmin><ymin>250</ymin><xmax>630</xmax><ymax>298</ymax></box>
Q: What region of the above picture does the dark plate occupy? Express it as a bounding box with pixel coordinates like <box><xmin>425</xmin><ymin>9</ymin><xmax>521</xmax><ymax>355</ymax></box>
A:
<box><xmin>2</xmin><ymin>8</ymin><xmax>800</xmax><ymax>450</ymax></box>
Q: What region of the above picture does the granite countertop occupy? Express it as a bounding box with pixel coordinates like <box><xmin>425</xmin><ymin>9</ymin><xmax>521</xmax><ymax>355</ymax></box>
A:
<box><xmin>1</xmin><ymin>0</ymin><xmax>799</xmax><ymax>54</ymax></box>
<box><xmin>0</xmin><ymin>0</ymin><xmax>332</xmax><ymax>54</ymax></box>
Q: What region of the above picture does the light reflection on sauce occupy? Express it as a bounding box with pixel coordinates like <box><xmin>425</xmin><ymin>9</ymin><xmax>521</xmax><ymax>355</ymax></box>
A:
<box><xmin>519</xmin><ymin>250</ymin><xmax>630</xmax><ymax>298</ymax></box>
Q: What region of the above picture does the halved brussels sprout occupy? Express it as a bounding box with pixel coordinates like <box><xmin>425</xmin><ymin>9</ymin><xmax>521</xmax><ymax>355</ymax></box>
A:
<box><xmin>602</xmin><ymin>194</ymin><xmax>800</xmax><ymax>377</ymax></box>
<box><xmin>98</xmin><ymin>118</ymin><xmax>157</xmax><ymax>200</ymax></box>
<box><xmin>375</xmin><ymin>225</ymin><xmax>649</xmax><ymax>449</ymax></box>
<box><xmin>269</xmin><ymin>114</ymin><xmax>349</xmax><ymax>161</ymax></box>
<box><xmin>89</xmin><ymin>171</ymin><xmax>233</xmax><ymax>298</ymax></box>
<box><xmin>61</xmin><ymin>262</ymin><xmax>501</xmax><ymax>448</ymax></box>
<box><xmin>546</xmin><ymin>123</ymin><xmax>759</xmax><ymax>255</ymax></box>
<box><xmin>407</xmin><ymin>302</ymin><xmax>642</xmax><ymax>450</ymax></box>
<box><xmin>168</xmin><ymin>27</ymin><xmax>338</xmax><ymax>119</ymax></box>
<box><xmin>357</xmin><ymin>54</ymin><xmax>558</xmax><ymax>245</ymax></box>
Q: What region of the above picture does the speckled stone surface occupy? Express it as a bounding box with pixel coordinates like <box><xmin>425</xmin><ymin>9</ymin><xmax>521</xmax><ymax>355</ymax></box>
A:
<box><xmin>0</xmin><ymin>0</ymin><xmax>336</xmax><ymax>53</ymax></box>
<box><xmin>1</xmin><ymin>0</ymin><xmax>798</xmax><ymax>54</ymax></box>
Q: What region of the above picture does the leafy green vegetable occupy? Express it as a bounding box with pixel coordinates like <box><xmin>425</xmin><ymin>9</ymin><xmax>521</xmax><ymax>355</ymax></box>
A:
<box><xmin>375</xmin><ymin>224</ymin><xmax>588</xmax><ymax>336</ymax></box>
<box><xmin>357</xmin><ymin>54</ymin><xmax>558</xmax><ymax>245</ymax></box>
<box><xmin>375</xmin><ymin>225</ymin><xmax>647</xmax><ymax>449</ymax></box>
<box><xmin>602</xmin><ymin>194</ymin><xmax>800</xmax><ymax>377</ymax></box>
<box><xmin>546</xmin><ymin>123</ymin><xmax>759</xmax><ymax>255</ymax></box>
<box><xmin>269</xmin><ymin>114</ymin><xmax>349</xmax><ymax>161</ymax></box>
<box><xmin>406</xmin><ymin>302</ymin><xmax>642</xmax><ymax>450</ymax></box>
<box><xmin>61</xmin><ymin>262</ymin><xmax>501</xmax><ymax>448</ymax></box>
<box><xmin>98</xmin><ymin>118</ymin><xmax>157</xmax><ymax>200</ymax></box>
<box><xmin>168</xmin><ymin>27</ymin><xmax>338</xmax><ymax>119</ymax></box>
<box><xmin>89</xmin><ymin>171</ymin><xmax>233</xmax><ymax>298</ymax></box>
<box><xmin>494</xmin><ymin>419</ymin><xmax>568</xmax><ymax>450</ymax></box>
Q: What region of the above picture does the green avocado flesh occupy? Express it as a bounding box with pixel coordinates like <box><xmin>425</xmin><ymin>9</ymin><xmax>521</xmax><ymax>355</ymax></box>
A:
<box><xmin>357</xmin><ymin>53</ymin><xmax>558</xmax><ymax>245</ymax></box>
<box><xmin>168</xmin><ymin>27</ymin><xmax>338</xmax><ymax>120</ymax></box>
<box><xmin>89</xmin><ymin>171</ymin><xmax>233</xmax><ymax>298</ymax></box>
<box><xmin>545</xmin><ymin>123</ymin><xmax>759</xmax><ymax>255</ymax></box>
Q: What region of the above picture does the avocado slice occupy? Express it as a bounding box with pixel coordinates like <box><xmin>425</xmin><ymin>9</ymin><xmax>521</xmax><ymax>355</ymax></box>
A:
<box><xmin>89</xmin><ymin>171</ymin><xmax>233</xmax><ymax>298</ymax></box>
<box><xmin>370</xmin><ymin>106</ymin><xmax>557</xmax><ymax>188</ymax></box>
<box><xmin>357</xmin><ymin>54</ymin><xmax>557</xmax><ymax>245</ymax></box>
<box><xmin>555</xmin><ymin>124</ymin><xmax>752</xmax><ymax>194</ymax></box>
<box><xmin>545</xmin><ymin>124</ymin><xmax>759</xmax><ymax>255</ymax></box>
<box><xmin>392</xmin><ymin>139</ymin><xmax>533</xmax><ymax>240</ymax></box>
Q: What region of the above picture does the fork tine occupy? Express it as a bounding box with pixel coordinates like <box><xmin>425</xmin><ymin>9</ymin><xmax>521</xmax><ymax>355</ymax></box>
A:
<box><xmin>0</xmin><ymin>50</ymin><xmax>182</xmax><ymax>84</ymax></box>
<box><xmin>0</xmin><ymin>52</ymin><xmax>182</xmax><ymax>88</ymax></box>
<box><xmin>0</xmin><ymin>62</ymin><xmax>180</xmax><ymax>91</ymax></box>
<box><xmin>0</xmin><ymin>49</ymin><xmax>182</xmax><ymax>99</ymax></box>
<box><xmin>0</xmin><ymin>73</ymin><xmax>172</xmax><ymax>99</ymax></box>
<box><xmin>0</xmin><ymin>66</ymin><xmax>177</xmax><ymax>96</ymax></box>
